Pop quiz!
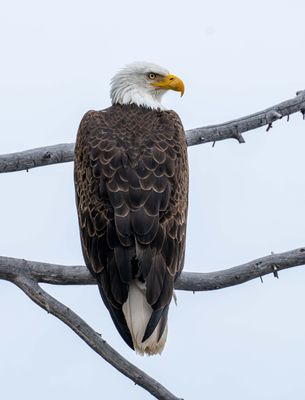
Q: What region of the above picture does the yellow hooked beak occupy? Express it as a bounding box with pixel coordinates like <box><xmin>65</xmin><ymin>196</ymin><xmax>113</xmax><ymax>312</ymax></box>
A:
<box><xmin>151</xmin><ymin>74</ymin><xmax>185</xmax><ymax>97</ymax></box>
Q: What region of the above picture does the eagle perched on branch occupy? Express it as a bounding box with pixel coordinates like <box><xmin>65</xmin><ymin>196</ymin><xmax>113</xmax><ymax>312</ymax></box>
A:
<box><xmin>74</xmin><ymin>62</ymin><xmax>188</xmax><ymax>355</ymax></box>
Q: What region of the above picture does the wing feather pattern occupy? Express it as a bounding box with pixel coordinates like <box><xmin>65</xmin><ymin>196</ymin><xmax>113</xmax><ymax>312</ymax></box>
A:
<box><xmin>74</xmin><ymin>104</ymin><xmax>188</xmax><ymax>353</ymax></box>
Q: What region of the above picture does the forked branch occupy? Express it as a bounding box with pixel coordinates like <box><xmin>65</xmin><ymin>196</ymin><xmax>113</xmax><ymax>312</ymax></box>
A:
<box><xmin>1</xmin><ymin>247</ymin><xmax>305</xmax><ymax>399</ymax></box>
<box><xmin>10</xmin><ymin>274</ymin><xmax>181</xmax><ymax>400</ymax></box>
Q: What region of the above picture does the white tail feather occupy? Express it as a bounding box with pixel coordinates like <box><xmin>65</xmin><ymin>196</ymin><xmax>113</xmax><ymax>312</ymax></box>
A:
<box><xmin>122</xmin><ymin>280</ymin><xmax>168</xmax><ymax>355</ymax></box>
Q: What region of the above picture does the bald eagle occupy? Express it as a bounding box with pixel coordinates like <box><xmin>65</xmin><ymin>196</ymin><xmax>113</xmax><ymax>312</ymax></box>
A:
<box><xmin>74</xmin><ymin>62</ymin><xmax>188</xmax><ymax>355</ymax></box>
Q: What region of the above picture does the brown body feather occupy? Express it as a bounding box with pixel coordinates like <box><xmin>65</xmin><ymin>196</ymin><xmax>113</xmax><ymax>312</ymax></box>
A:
<box><xmin>74</xmin><ymin>104</ymin><xmax>188</xmax><ymax>352</ymax></box>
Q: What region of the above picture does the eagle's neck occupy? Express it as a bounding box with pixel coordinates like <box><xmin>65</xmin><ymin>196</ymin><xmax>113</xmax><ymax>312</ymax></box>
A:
<box><xmin>111</xmin><ymin>83</ymin><xmax>166</xmax><ymax>110</ymax></box>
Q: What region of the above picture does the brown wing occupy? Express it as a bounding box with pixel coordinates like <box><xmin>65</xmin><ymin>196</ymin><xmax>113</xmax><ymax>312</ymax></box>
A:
<box><xmin>74</xmin><ymin>104</ymin><xmax>188</xmax><ymax>348</ymax></box>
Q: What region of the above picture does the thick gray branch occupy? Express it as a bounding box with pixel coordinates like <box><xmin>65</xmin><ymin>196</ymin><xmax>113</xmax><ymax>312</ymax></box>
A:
<box><xmin>175</xmin><ymin>247</ymin><xmax>305</xmax><ymax>291</ymax></box>
<box><xmin>1</xmin><ymin>91</ymin><xmax>304</xmax><ymax>173</ymax></box>
<box><xmin>1</xmin><ymin>247</ymin><xmax>304</xmax><ymax>290</ymax></box>
<box><xmin>1</xmin><ymin>248</ymin><xmax>304</xmax><ymax>399</ymax></box>
<box><xmin>8</xmin><ymin>274</ymin><xmax>181</xmax><ymax>400</ymax></box>
<box><xmin>186</xmin><ymin>90</ymin><xmax>305</xmax><ymax>146</ymax></box>
<box><xmin>0</xmin><ymin>143</ymin><xmax>74</xmax><ymax>173</ymax></box>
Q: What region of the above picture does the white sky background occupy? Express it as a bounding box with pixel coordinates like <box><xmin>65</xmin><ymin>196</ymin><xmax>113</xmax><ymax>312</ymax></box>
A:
<box><xmin>1</xmin><ymin>0</ymin><xmax>305</xmax><ymax>399</ymax></box>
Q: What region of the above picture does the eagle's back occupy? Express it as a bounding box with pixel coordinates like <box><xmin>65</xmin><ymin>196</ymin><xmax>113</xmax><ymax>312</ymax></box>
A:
<box><xmin>74</xmin><ymin>104</ymin><xmax>188</xmax><ymax>353</ymax></box>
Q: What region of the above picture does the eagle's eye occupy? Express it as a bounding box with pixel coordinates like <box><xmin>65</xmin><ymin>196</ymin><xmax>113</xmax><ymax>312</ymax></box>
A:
<box><xmin>148</xmin><ymin>73</ymin><xmax>156</xmax><ymax>80</ymax></box>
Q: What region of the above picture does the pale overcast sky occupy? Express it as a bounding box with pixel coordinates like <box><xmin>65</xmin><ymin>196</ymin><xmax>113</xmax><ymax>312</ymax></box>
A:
<box><xmin>1</xmin><ymin>1</ymin><xmax>305</xmax><ymax>399</ymax></box>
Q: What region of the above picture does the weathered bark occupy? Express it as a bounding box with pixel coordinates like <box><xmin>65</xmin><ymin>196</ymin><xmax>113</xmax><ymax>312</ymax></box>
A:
<box><xmin>0</xmin><ymin>90</ymin><xmax>304</xmax><ymax>174</ymax></box>
<box><xmin>1</xmin><ymin>247</ymin><xmax>305</xmax><ymax>399</ymax></box>
<box><xmin>1</xmin><ymin>247</ymin><xmax>305</xmax><ymax>290</ymax></box>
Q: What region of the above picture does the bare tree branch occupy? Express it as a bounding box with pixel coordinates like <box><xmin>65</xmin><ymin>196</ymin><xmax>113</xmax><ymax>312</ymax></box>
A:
<box><xmin>186</xmin><ymin>89</ymin><xmax>305</xmax><ymax>146</ymax></box>
<box><xmin>1</xmin><ymin>90</ymin><xmax>304</xmax><ymax>174</ymax></box>
<box><xmin>1</xmin><ymin>247</ymin><xmax>304</xmax><ymax>398</ymax></box>
<box><xmin>0</xmin><ymin>143</ymin><xmax>74</xmax><ymax>174</ymax></box>
<box><xmin>1</xmin><ymin>247</ymin><xmax>304</xmax><ymax>290</ymax></box>
<box><xmin>1</xmin><ymin>246</ymin><xmax>304</xmax><ymax>399</ymax></box>
<box><xmin>5</xmin><ymin>272</ymin><xmax>182</xmax><ymax>400</ymax></box>
<box><xmin>174</xmin><ymin>247</ymin><xmax>305</xmax><ymax>291</ymax></box>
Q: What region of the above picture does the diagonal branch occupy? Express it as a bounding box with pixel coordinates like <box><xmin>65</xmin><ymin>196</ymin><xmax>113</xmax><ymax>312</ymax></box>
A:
<box><xmin>0</xmin><ymin>90</ymin><xmax>304</xmax><ymax>174</ymax></box>
<box><xmin>1</xmin><ymin>248</ymin><xmax>304</xmax><ymax>399</ymax></box>
<box><xmin>186</xmin><ymin>89</ymin><xmax>305</xmax><ymax>146</ymax></box>
<box><xmin>9</xmin><ymin>273</ymin><xmax>182</xmax><ymax>400</ymax></box>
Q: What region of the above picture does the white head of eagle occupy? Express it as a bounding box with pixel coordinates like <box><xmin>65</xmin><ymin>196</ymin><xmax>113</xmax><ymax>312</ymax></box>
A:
<box><xmin>74</xmin><ymin>62</ymin><xmax>188</xmax><ymax>356</ymax></box>
<box><xmin>110</xmin><ymin>61</ymin><xmax>184</xmax><ymax>110</ymax></box>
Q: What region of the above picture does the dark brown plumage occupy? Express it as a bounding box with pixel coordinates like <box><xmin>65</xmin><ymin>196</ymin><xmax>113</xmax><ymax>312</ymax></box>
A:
<box><xmin>74</xmin><ymin>103</ymin><xmax>188</xmax><ymax>354</ymax></box>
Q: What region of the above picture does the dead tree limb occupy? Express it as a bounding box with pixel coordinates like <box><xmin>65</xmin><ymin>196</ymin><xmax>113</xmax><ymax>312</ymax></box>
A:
<box><xmin>1</xmin><ymin>246</ymin><xmax>304</xmax><ymax>399</ymax></box>
<box><xmin>186</xmin><ymin>89</ymin><xmax>305</xmax><ymax>145</ymax></box>
<box><xmin>5</xmin><ymin>272</ymin><xmax>181</xmax><ymax>400</ymax></box>
<box><xmin>1</xmin><ymin>247</ymin><xmax>304</xmax><ymax>290</ymax></box>
<box><xmin>0</xmin><ymin>90</ymin><xmax>304</xmax><ymax>174</ymax></box>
